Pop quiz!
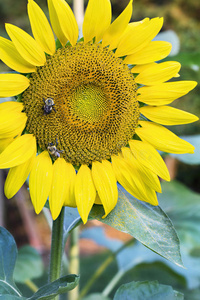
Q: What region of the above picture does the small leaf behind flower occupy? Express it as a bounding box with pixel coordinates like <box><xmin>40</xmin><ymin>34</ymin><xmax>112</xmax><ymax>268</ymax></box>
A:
<box><xmin>28</xmin><ymin>275</ymin><xmax>79</xmax><ymax>300</ymax></box>
<box><xmin>90</xmin><ymin>185</ymin><xmax>183</xmax><ymax>267</ymax></box>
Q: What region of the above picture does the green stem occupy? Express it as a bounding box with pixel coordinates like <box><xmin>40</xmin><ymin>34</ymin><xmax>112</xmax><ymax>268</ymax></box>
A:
<box><xmin>102</xmin><ymin>270</ymin><xmax>124</xmax><ymax>297</ymax></box>
<box><xmin>68</xmin><ymin>226</ymin><xmax>80</xmax><ymax>300</ymax></box>
<box><xmin>49</xmin><ymin>208</ymin><xmax>65</xmax><ymax>289</ymax></box>
<box><xmin>25</xmin><ymin>279</ymin><xmax>38</xmax><ymax>293</ymax></box>
<box><xmin>79</xmin><ymin>239</ymin><xmax>134</xmax><ymax>299</ymax></box>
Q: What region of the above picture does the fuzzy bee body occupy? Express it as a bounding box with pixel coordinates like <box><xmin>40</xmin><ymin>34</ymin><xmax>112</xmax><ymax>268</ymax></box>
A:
<box><xmin>47</xmin><ymin>139</ymin><xmax>64</xmax><ymax>158</ymax></box>
<box><xmin>43</xmin><ymin>98</ymin><xmax>56</xmax><ymax>114</ymax></box>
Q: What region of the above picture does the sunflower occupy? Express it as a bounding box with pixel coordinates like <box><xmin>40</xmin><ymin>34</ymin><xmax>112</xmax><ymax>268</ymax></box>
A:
<box><xmin>0</xmin><ymin>0</ymin><xmax>198</xmax><ymax>223</ymax></box>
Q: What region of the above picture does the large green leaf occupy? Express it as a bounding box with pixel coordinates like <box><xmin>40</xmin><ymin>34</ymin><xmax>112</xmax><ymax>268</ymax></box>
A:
<box><xmin>13</xmin><ymin>246</ymin><xmax>44</xmax><ymax>283</ymax></box>
<box><xmin>28</xmin><ymin>275</ymin><xmax>79</xmax><ymax>300</ymax></box>
<box><xmin>90</xmin><ymin>185</ymin><xmax>183</xmax><ymax>267</ymax></box>
<box><xmin>90</xmin><ymin>185</ymin><xmax>182</xmax><ymax>266</ymax></box>
<box><xmin>81</xmin><ymin>227</ymin><xmax>188</xmax><ymax>288</ymax></box>
<box><xmin>113</xmin><ymin>281</ymin><xmax>184</xmax><ymax>300</ymax></box>
<box><xmin>0</xmin><ymin>227</ymin><xmax>21</xmax><ymax>297</ymax></box>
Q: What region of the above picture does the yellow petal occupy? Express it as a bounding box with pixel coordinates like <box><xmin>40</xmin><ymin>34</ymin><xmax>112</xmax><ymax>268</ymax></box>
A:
<box><xmin>48</xmin><ymin>0</ymin><xmax>67</xmax><ymax>46</ymax></box>
<box><xmin>83</xmin><ymin>0</ymin><xmax>111</xmax><ymax>44</ymax></box>
<box><xmin>122</xmin><ymin>147</ymin><xmax>162</xmax><ymax>193</ymax></box>
<box><xmin>0</xmin><ymin>134</ymin><xmax>36</xmax><ymax>168</ymax></box>
<box><xmin>102</xmin><ymin>0</ymin><xmax>133</xmax><ymax>49</ymax></box>
<box><xmin>0</xmin><ymin>111</ymin><xmax>27</xmax><ymax>139</ymax></box>
<box><xmin>0</xmin><ymin>74</ymin><xmax>29</xmax><ymax>97</ymax></box>
<box><xmin>6</xmin><ymin>23</ymin><xmax>46</xmax><ymax>66</ymax></box>
<box><xmin>28</xmin><ymin>0</ymin><xmax>56</xmax><ymax>55</ymax></box>
<box><xmin>0</xmin><ymin>102</ymin><xmax>26</xmax><ymax>139</ymax></box>
<box><xmin>63</xmin><ymin>162</ymin><xmax>76</xmax><ymax>207</ymax></box>
<box><xmin>140</xmin><ymin>105</ymin><xmax>199</xmax><ymax>125</ymax></box>
<box><xmin>132</xmin><ymin>62</ymin><xmax>157</xmax><ymax>74</ymax></box>
<box><xmin>75</xmin><ymin>165</ymin><xmax>96</xmax><ymax>224</ymax></box>
<box><xmin>29</xmin><ymin>151</ymin><xmax>53</xmax><ymax>214</ymax></box>
<box><xmin>137</xmin><ymin>81</ymin><xmax>197</xmax><ymax>105</ymax></box>
<box><xmin>112</xmin><ymin>155</ymin><xmax>158</xmax><ymax>205</ymax></box>
<box><xmin>92</xmin><ymin>160</ymin><xmax>118</xmax><ymax>218</ymax></box>
<box><xmin>0</xmin><ymin>37</ymin><xmax>36</xmax><ymax>73</ymax></box>
<box><xmin>124</xmin><ymin>41</ymin><xmax>172</xmax><ymax>65</ymax></box>
<box><xmin>129</xmin><ymin>139</ymin><xmax>170</xmax><ymax>181</ymax></box>
<box><xmin>135</xmin><ymin>61</ymin><xmax>181</xmax><ymax>85</ymax></box>
<box><xmin>0</xmin><ymin>138</ymin><xmax>14</xmax><ymax>153</ymax></box>
<box><xmin>48</xmin><ymin>0</ymin><xmax>78</xmax><ymax>46</ymax></box>
<box><xmin>63</xmin><ymin>163</ymin><xmax>76</xmax><ymax>207</ymax></box>
<box><xmin>115</xmin><ymin>17</ymin><xmax>163</xmax><ymax>57</ymax></box>
<box><xmin>4</xmin><ymin>152</ymin><xmax>35</xmax><ymax>199</ymax></box>
<box><xmin>0</xmin><ymin>101</ymin><xmax>24</xmax><ymax>113</ymax></box>
<box><xmin>136</xmin><ymin>121</ymin><xmax>195</xmax><ymax>154</ymax></box>
<box><xmin>49</xmin><ymin>158</ymin><xmax>74</xmax><ymax>220</ymax></box>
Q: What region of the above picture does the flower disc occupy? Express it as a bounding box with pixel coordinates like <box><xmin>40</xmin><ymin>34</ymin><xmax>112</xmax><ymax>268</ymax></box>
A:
<box><xmin>22</xmin><ymin>42</ymin><xmax>139</xmax><ymax>165</ymax></box>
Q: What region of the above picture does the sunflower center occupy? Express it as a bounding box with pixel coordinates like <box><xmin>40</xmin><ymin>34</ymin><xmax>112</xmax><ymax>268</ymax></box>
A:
<box><xmin>71</xmin><ymin>84</ymin><xmax>108</xmax><ymax>123</ymax></box>
<box><xmin>22</xmin><ymin>42</ymin><xmax>139</xmax><ymax>165</ymax></box>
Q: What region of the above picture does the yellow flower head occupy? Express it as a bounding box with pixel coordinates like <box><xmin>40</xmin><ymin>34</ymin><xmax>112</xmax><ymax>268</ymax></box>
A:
<box><xmin>0</xmin><ymin>0</ymin><xmax>198</xmax><ymax>223</ymax></box>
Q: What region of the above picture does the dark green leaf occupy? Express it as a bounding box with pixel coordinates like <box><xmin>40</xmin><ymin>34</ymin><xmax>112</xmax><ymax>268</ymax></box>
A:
<box><xmin>13</xmin><ymin>246</ymin><xmax>44</xmax><ymax>283</ymax></box>
<box><xmin>82</xmin><ymin>294</ymin><xmax>111</xmax><ymax>300</ymax></box>
<box><xmin>90</xmin><ymin>186</ymin><xmax>183</xmax><ymax>267</ymax></box>
<box><xmin>0</xmin><ymin>227</ymin><xmax>21</xmax><ymax>296</ymax></box>
<box><xmin>28</xmin><ymin>275</ymin><xmax>79</xmax><ymax>300</ymax></box>
<box><xmin>114</xmin><ymin>281</ymin><xmax>184</xmax><ymax>300</ymax></box>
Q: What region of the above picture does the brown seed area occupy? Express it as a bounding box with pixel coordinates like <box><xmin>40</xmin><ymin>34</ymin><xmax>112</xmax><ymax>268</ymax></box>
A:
<box><xmin>22</xmin><ymin>42</ymin><xmax>139</xmax><ymax>165</ymax></box>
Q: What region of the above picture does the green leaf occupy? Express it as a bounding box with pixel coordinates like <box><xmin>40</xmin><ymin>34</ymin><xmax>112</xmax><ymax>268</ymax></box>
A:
<box><xmin>0</xmin><ymin>227</ymin><xmax>21</xmax><ymax>296</ymax></box>
<box><xmin>90</xmin><ymin>185</ymin><xmax>183</xmax><ymax>267</ymax></box>
<box><xmin>82</xmin><ymin>294</ymin><xmax>111</xmax><ymax>300</ymax></box>
<box><xmin>64</xmin><ymin>207</ymin><xmax>82</xmax><ymax>237</ymax></box>
<box><xmin>13</xmin><ymin>246</ymin><xmax>44</xmax><ymax>283</ymax></box>
<box><xmin>113</xmin><ymin>281</ymin><xmax>184</xmax><ymax>300</ymax></box>
<box><xmin>169</xmin><ymin>135</ymin><xmax>200</xmax><ymax>165</ymax></box>
<box><xmin>28</xmin><ymin>275</ymin><xmax>79</xmax><ymax>300</ymax></box>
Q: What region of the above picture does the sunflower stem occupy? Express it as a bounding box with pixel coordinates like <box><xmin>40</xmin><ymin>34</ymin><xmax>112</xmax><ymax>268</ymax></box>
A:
<box><xmin>49</xmin><ymin>207</ymin><xmax>65</xmax><ymax>299</ymax></box>
<box><xmin>68</xmin><ymin>226</ymin><xmax>80</xmax><ymax>300</ymax></box>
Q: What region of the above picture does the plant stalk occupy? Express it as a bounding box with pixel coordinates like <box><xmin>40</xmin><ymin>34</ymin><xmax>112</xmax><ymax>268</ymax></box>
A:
<box><xmin>49</xmin><ymin>208</ymin><xmax>65</xmax><ymax>299</ymax></box>
<box><xmin>68</xmin><ymin>226</ymin><xmax>80</xmax><ymax>300</ymax></box>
